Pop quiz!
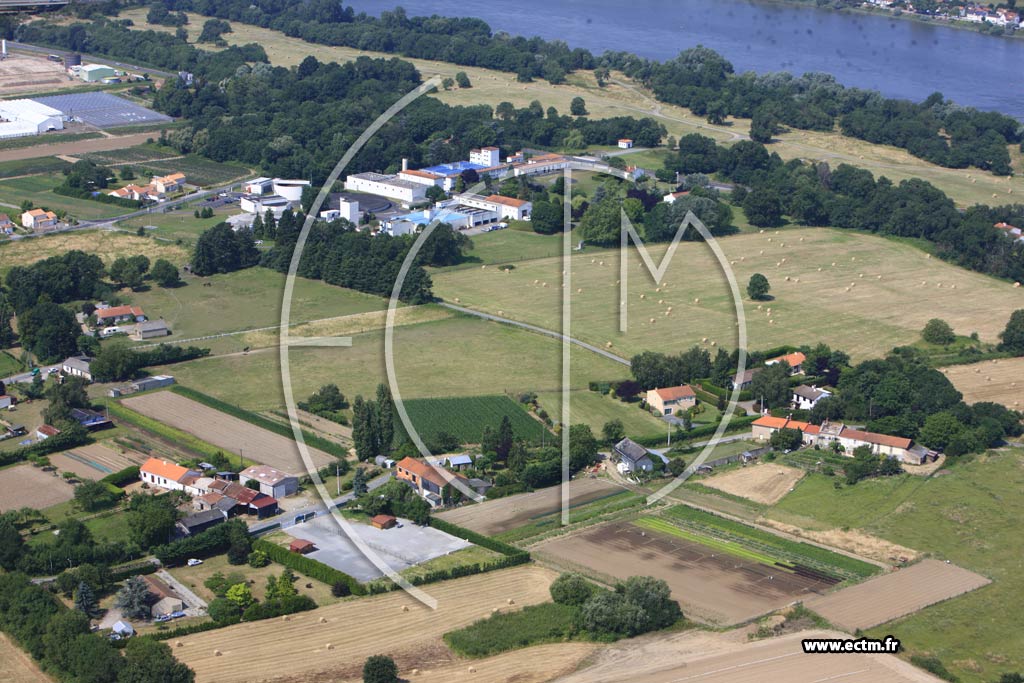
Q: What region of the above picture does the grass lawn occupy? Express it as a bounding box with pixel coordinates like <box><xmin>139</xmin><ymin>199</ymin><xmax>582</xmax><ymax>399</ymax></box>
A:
<box><xmin>0</xmin><ymin>174</ymin><xmax>128</xmax><ymax>221</ymax></box>
<box><xmin>433</xmin><ymin>227</ymin><xmax>1024</xmax><ymax>361</ymax></box>
<box><xmin>118</xmin><ymin>205</ymin><xmax>238</xmax><ymax>243</ymax></box>
<box><xmin>535</xmin><ymin>390</ymin><xmax>668</xmax><ymax>441</ymax></box>
<box><xmin>165</xmin><ymin>552</ymin><xmax>339</xmax><ymax>606</ymax></box>
<box><xmin>396</xmin><ymin>545</ymin><xmax>501</xmax><ymax>582</ymax></box>
<box><xmin>765</xmin><ymin>450</ymin><xmax>1024</xmax><ymax>682</ymax></box>
<box><xmin>452</xmin><ymin>229</ymin><xmax>568</xmax><ymax>267</ymax></box>
<box><xmin>125</xmin><ymin>267</ymin><xmax>390</xmax><ymax>342</ymax></box>
<box><xmin>0</xmin><ymin>229</ymin><xmax>189</xmax><ymax>274</ymax></box>
<box><xmin>0</xmin><ymin>350</ymin><xmax>23</xmax><ymax>377</ymax></box>
<box><xmin>153</xmin><ymin>314</ymin><xmax>630</xmax><ymax>412</ymax></box>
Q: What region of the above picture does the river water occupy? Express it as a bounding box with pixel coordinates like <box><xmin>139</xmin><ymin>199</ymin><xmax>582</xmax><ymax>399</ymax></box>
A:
<box><xmin>347</xmin><ymin>0</ymin><xmax>1022</xmax><ymax>116</ymax></box>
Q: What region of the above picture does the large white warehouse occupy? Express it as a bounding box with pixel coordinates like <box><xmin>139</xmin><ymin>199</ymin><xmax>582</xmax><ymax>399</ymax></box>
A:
<box><xmin>0</xmin><ymin>99</ymin><xmax>64</xmax><ymax>139</ymax></box>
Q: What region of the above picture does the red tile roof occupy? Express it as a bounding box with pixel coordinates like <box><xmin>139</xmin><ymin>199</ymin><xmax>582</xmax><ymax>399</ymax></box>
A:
<box><xmin>651</xmin><ymin>385</ymin><xmax>696</xmax><ymax>401</ymax></box>
<box><xmin>37</xmin><ymin>424</ymin><xmax>61</xmax><ymax>437</ymax></box>
<box><xmin>752</xmin><ymin>416</ymin><xmax>812</xmax><ymax>432</ymax></box>
<box><xmin>95</xmin><ymin>305</ymin><xmax>144</xmax><ymax>321</ymax></box>
<box><xmin>841</xmin><ymin>428</ymin><xmax>912</xmax><ymax>450</ymax></box>
<box><xmin>396</xmin><ymin>456</ymin><xmax>448</xmax><ymax>488</ymax></box>
<box><xmin>766</xmin><ymin>351</ymin><xmax>806</xmax><ymax>369</ymax></box>
<box><xmin>485</xmin><ymin>194</ymin><xmax>528</xmax><ymax>207</ymax></box>
<box><xmin>250</xmin><ymin>496</ymin><xmax>278</xmax><ymax>509</ymax></box>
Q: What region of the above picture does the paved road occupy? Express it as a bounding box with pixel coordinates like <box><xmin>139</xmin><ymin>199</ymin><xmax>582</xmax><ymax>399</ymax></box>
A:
<box><xmin>4</xmin><ymin>365</ymin><xmax>59</xmax><ymax>386</ymax></box>
<box><xmin>648</xmin><ymin>430</ymin><xmax>753</xmax><ymax>457</ymax></box>
<box><xmin>441</xmin><ymin>302</ymin><xmax>630</xmax><ymax>366</ymax></box>
<box><xmin>9</xmin><ymin>41</ymin><xmax>175</xmax><ymax>79</ymax></box>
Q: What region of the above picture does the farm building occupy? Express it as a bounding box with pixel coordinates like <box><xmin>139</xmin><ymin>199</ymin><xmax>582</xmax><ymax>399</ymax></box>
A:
<box><xmin>239</xmin><ymin>464</ymin><xmax>298</xmax><ymax>498</ymax></box>
<box><xmin>0</xmin><ymin>99</ymin><xmax>63</xmax><ymax>139</ymax></box>
<box><xmin>133</xmin><ymin>319</ymin><xmax>170</xmax><ymax>340</ymax></box>
<box><xmin>141</xmin><ymin>574</ymin><xmax>185</xmax><ymax>617</ymax></box>
<box><xmin>765</xmin><ymin>351</ymin><xmax>807</xmax><ymax>375</ymax></box>
<box><xmin>792</xmin><ymin>385</ymin><xmax>832</xmax><ymax>410</ymax></box>
<box><xmin>61</xmin><ymin>355</ymin><xmax>94</xmax><ymax>382</ymax></box>
<box><xmin>21</xmin><ymin>208</ymin><xmax>57</xmax><ymax>230</ymax></box>
<box><xmin>108</xmin><ymin>375</ymin><xmax>174</xmax><ymax>397</ymax></box>
<box><xmin>0</xmin><ymin>395</ymin><xmax>12</xmax><ymax>410</ymax></box>
<box><xmin>35</xmin><ymin>424</ymin><xmax>60</xmax><ymax>440</ymax></box>
<box><xmin>646</xmin><ymin>384</ymin><xmax>696</xmax><ymax>416</ymax></box>
<box><xmin>0</xmin><ymin>214</ymin><xmax>13</xmax><ymax>233</ymax></box>
<box><xmin>618</xmin><ymin>138</ymin><xmax>634</xmax><ymax>149</ymax></box>
<box><xmin>290</xmin><ymin>538</ymin><xmax>316</xmax><ymax>554</ymax></box>
<box><xmin>614</xmin><ymin>438</ymin><xmax>654</xmax><ymax>474</ymax></box>
<box><xmin>443</xmin><ymin>454</ymin><xmax>473</xmax><ymax>470</ymax></box>
<box><xmin>751</xmin><ymin>416</ymin><xmax>916</xmax><ymax>461</ymax></box>
<box><xmin>78</xmin><ymin>64</ymin><xmax>117</xmax><ymax>82</ymax></box>
<box><xmin>175</xmin><ymin>509</ymin><xmax>227</xmax><ymax>537</ymax></box>
<box><xmin>371</xmin><ymin>514</ymin><xmax>397</xmax><ymax>530</ymax></box>
<box><xmin>140</xmin><ymin>457</ymin><xmax>200</xmax><ymax>492</ymax></box>
<box><xmin>70</xmin><ymin>407</ymin><xmax>112</xmax><ymax>431</ymax></box>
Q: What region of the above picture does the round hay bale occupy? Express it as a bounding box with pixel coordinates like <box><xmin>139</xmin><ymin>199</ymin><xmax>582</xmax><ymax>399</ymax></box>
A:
<box><xmin>577</xmin><ymin>288</ymin><xmax>582</xmax><ymax>293</ymax></box>
<box><xmin>454</xmin><ymin>297</ymin><xmax>460</xmax><ymax>303</ymax></box>
<box><xmin>781</xmin><ymin>257</ymin><xmax>787</xmax><ymax>263</ymax></box>
<box><xmin>591</xmin><ymin>259</ymin><xmax>596</xmax><ymax>264</ymax></box>
<box><xmin>319</xmin><ymin>617</ymin><xmax>327</xmax><ymax>623</ymax></box>
<box><xmin>702</xmin><ymin>337</ymin><xmax>708</xmax><ymax>343</ymax></box>
<box><xmin>768</xmin><ymin>237</ymin><xmax>773</xmax><ymax>242</ymax></box>
<box><xmin>599</xmin><ymin>260</ymin><xmax>605</xmax><ymax>266</ymax></box>
<box><xmin>402</xmin><ymin>605</ymin><xmax>410</xmax><ymax>612</ymax></box>
<box><xmin>534</xmin><ymin>279</ymin><xmax>539</xmax><ymax>284</ymax></box>
<box><xmin>730</xmin><ymin>260</ymin><xmax>736</xmax><ymax>265</ymax></box>
<box><xmin>469</xmin><ymin>667</ymin><xmax>477</xmax><ymax>673</ymax></box>
<box><xmin>175</xmin><ymin>641</ymin><xmax>183</xmax><ymax>648</ymax></box>
<box><xmin>975</xmin><ymin>368</ymin><xmax>981</xmax><ymax>373</ymax></box>
<box><xmin>542</xmin><ymin>282</ymin><xmax>547</xmax><ymax>287</ymax></box>
<box><xmin>760</xmin><ymin>250</ymin><xmax>764</xmax><ymax>255</ymax></box>
<box><xmin>817</xmin><ymin>267</ymin><xmax>822</xmax><ymax>272</ymax></box>
<box><xmin>498</xmin><ymin>310</ymin><xmax>503</xmax><ymax>316</ymax></box>
<box><xmin>710</xmin><ymin>340</ymin><xmax>717</xmax><ymax>345</ymax></box>
<box><xmin>768</xmin><ymin>319</ymin><xmax>774</xmax><ymax>324</ymax></box>
<box><xmin>766</xmin><ymin>307</ymin><xmax>771</xmax><ymax>314</ymax></box>
<box><xmin>799</xmin><ymin>236</ymin><xmax>804</xmax><ymax>242</ymax></box>
<box><xmin>492</xmin><ymin>607</ymin><xmax>499</xmax><ymax>613</ymax></box>
<box><xmin>606</xmin><ymin>341</ymin><xmax>613</xmax><ymax>348</ymax></box>
<box><xmin>756</xmin><ymin>304</ymin><xmax>762</xmax><ymax>310</ymax></box>
<box><xmin>877</xmin><ymin>275</ymin><xmax>882</xmax><ymax>279</ymax></box>
<box><xmin>858</xmin><ymin>273</ymin><xmax>863</xmax><ymax>278</ymax></box>
<box><xmin>794</xmin><ymin>278</ymin><xmax>800</xmax><ymax>283</ymax></box>
<box><xmin>926</xmin><ymin>254</ymin><xmax>932</xmax><ymax>259</ymax></box>
<box><xmin>850</xmin><ymin>282</ymin><xmax>855</xmax><ymax>287</ymax></box>
<box><xmin>658</xmin><ymin>299</ymin><xmax>663</xmax><ymax>304</ymax></box>
<box><xmin>694</xmin><ymin>298</ymin><xmax>699</xmax><ymax>304</ymax></box>
<box><xmin>852</xmin><ymin>256</ymin><xmax>856</xmax><ymax>261</ymax></box>
<box><xmin>760</xmin><ymin>229</ymin><xmax>765</xmax><ymax>233</ymax></box>
<box><xmin>640</xmin><ymin>293</ymin><xmax>645</xmax><ymax>299</ymax></box>
<box><xmin>282</xmin><ymin>615</ymin><xmax>290</xmax><ymax>621</ymax></box>
<box><xmin>326</xmin><ymin>643</ymin><xmax>334</xmax><ymax>651</ymax></box>
<box><xmin>665</xmin><ymin>311</ymin><xmax>671</xmax><ymax>316</ymax></box>
<box><xmin>1015</xmin><ymin>282</ymin><xmax>1021</xmax><ymax>288</ymax></box>
<box><xmin>784</xmin><ymin>276</ymin><xmax>790</xmax><ymax>281</ymax></box>
<box><xmin>649</xmin><ymin>318</ymin><xmax>656</xmax><ymax>324</ymax></box>
<box><xmin>214</xmin><ymin>650</ymin><xmax>222</xmax><ymax>657</ymax></box>
<box><xmin>667</xmin><ymin>306</ymin><xmax>673</xmax><ymax>311</ymax></box>
<box><xmin>831</xmin><ymin>262</ymin><xmax>836</xmax><ymax>267</ymax></box>
<box><xmin>844</xmin><ymin>287</ymin><xmax>850</xmax><ymax>292</ymax></box>
<box><xmin>740</xmin><ymin>256</ymin><xmax>745</xmax><ymax>261</ymax></box>
<box><xmin>481</xmin><ymin>264</ymin><xmax>486</xmax><ymax>269</ymax></box>
<box><xmin>412</xmin><ymin>669</ymin><xmax>419</xmax><ymax>676</ymax></box>
<box><xmin>507</xmin><ymin>599</ymin><xmax>515</xmax><ymax>605</ymax></box>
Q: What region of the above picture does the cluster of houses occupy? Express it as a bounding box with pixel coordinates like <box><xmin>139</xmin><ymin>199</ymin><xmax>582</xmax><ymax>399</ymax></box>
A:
<box><xmin>139</xmin><ymin>458</ymin><xmax>297</xmax><ymax>528</ymax></box>
<box><xmin>107</xmin><ymin>172</ymin><xmax>187</xmax><ymax>204</ymax></box>
<box><xmin>78</xmin><ymin>304</ymin><xmax>170</xmax><ymax>341</ymax></box>
<box><xmin>866</xmin><ymin>0</ymin><xmax>1019</xmax><ymax>27</ymax></box>
<box><xmin>751</xmin><ymin>415</ymin><xmax>936</xmax><ymax>464</ymax></box>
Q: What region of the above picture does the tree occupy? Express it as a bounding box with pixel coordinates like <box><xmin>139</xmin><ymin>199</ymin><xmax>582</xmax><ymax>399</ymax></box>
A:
<box><xmin>425</xmin><ymin>185</ymin><xmax>446</xmax><ymax>203</ymax></box>
<box><xmin>619</xmin><ymin>575</ymin><xmax>682</xmax><ymax>630</ymax></box>
<box><xmin>530</xmin><ymin>200</ymin><xmax>562</xmax><ymax>234</ymax></box>
<box><xmin>455</xmin><ymin>71</ymin><xmax>471</xmax><ymax>88</ymax></box>
<box><xmin>496</xmin><ymin>415</ymin><xmax>514</xmax><ymax>461</ymax></box>
<box><xmin>668</xmin><ymin>458</ymin><xmax>687</xmax><ymax>476</ymax></box>
<box><xmin>770</xmin><ymin>427</ymin><xmax>803</xmax><ymax>452</ymax></box>
<box><xmin>569</xmin><ymin>424</ymin><xmax>600</xmax><ymax>471</ymax></box>
<box><xmin>90</xmin><ymin>343</ymin><xmax>144</xmax><ymax>382</ymax></box>
<box><xmin>225</xmin><ymin>583</ymin><xmax>255</xmax><ymax>609</ymax></box>
<box><xmin>749</xmin><ymin>110</ymin><xmax>776</xmax><ymax>144</ymax></box>
<box><xmin>0</xmin><ymin>515</ymin><xmax>24</xmax><ymax>570</ymax></box>
<box><xmin>74</xmin><ymin>480</ymin><xmax>118</xmax><ymax>512</ymax></box>
<box><xmin>375</xmin><ymin>383</ymin><xmax>394</xmax><ymax>455</ymax></box>
<box><xmin>118</xmin><ymin>638</ymin><xmax>195</xmax><ymax>683</ymax></box>
<box><xmin>207</xmin><ymin>597</ymin><xmax>240</xmax><ymax>623</ymax></box>
<box><xmin>363</xmin><ymin>655</ymin><xmax>400</xmax><ymax>683</ymax></box>
<box><xmin>74</xmin><ymin>581</ymin><xmax>100</xmax><ymax>618</ymax></box>
<box><xmin>922</xmin><ymin>318</ymin><xmax>955</xmax><ymax>346</ymax></box>
<box><xmin>570</xmin><ymin>96</ymin><xmax>588</xmax><ymax>116</ymax></box>
<box><xmin>918</xmin><ymin>411</ymin><xmax>965</xmax><ymax>450</ymax></box>
<box><xmin>151</xmin><ymin>259</ymin><xmax>181</xmax><ymax>287</ymax></box>
<box><xmin>18</xmin><ymin>301</ymin><xmax>79</xmax><ymax>362</ymax></box>
<box><xmin>550</xmin><ymin>573</ymin><xmax>595</xmax><ymax>606</ymax></box>
<box><xmin>127</xmin><ymin>493</ymin><xmax>179</xmax><ymax>549</ymax></box>
<box><xmin>114</xmin><ymin>576</ymin><xmax>151</xmax><ymax>620</ymax></box>
<box><xmin>602</xmin><ymin>419</ymin><xmax>625</xmax><ymax>445</ymax></box>
<box><xmin>747</xmin><ymin>273</ymin><xmax>771</xmax><ymax>301</ymax></box>
<box><xmin>191</xmin><ymin>223</ymin><xmax>259</xmax><ymax>276</ymax></box>
<box><xmin>44</xmin><ymin>376</ymin><xmax>90</xmax><ymax>426</ymax></box>
<box><xmin>742</xmin><ymin>189</ymin><xmax>783</xmax><ymax>227</ymax></box>
<box><xmin>999</xmin><ymin>309</ymin><xmax>1024</xmax><ymax>355</ymax></box>
<box><xmin>248</xmin><ymin>549</ymin><xmax>270</xmax><ymax>568</ymax></box>
<box><xmin>352</xmin><ymin>467</ymin><xmax>368</xmax><ymax>496</ymax></box>
<box><xmin>750</xmin><ymin>361</ymin><xmax>791</xmax><ymax>409</ymax></box>
<box><xmin>108</xmin><ymin>255</ymin><xmax>150</xmax><ymax>290</ymax></box>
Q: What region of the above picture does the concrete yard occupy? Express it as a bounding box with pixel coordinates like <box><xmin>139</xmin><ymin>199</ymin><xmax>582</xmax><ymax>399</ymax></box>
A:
<box><xmin>283</xmin><ymin>514</ymin><xmax>472</xmax><ymax>582</ymax></box>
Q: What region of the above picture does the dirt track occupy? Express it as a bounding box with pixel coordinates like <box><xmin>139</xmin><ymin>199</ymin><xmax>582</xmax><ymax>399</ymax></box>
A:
<box><xmin>535</xmin><ymin>520</ymin><xmax>832</xmax><ymax>625</ymax></box>
<box><xmin>123</xmin><ymin>392</ymin><xmax>335</xmax><ymax>472</ymax></box>
<box><xmin>436</xmin><ymin>478</ymin><xmax>624</xmax><ymax>535</ymax></box>
<box><xmin>804</xmin><ymin>559</ymin><xmax>990</xmax><ymax>631</ymax></box>
<box><xmin>702</xmin><ymin>462</ymin><xmax>805</xmax><ymax>504</ymax></box>
<box><xmin>0</xmin><ymin>132</ymin><xmax>154</xmax><ymax>163</ymax></box>
<box><xmin>0</xmin><ymin>464</ymin><xmax>74</xmax><ymax>513</ymax></box>
<box><xmin>555</xmin><ymin>629</ymin><xmax>943</xmax><ymax>683</ymax></box>
<box><xmin>174</xmin><ymin>566</ymin><xmax>558</xmax><ymax>683</ymax></box>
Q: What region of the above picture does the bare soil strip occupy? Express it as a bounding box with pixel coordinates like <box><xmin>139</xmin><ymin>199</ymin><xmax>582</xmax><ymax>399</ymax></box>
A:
<box><xmin>804</xmin><ymin>559</ymin><xmax>991</xmax><ymax>631</ymax></box>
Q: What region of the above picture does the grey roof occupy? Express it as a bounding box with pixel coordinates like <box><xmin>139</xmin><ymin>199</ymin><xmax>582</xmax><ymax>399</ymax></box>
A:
<box><xmin>614</xmin><ymin>438</ymin><xmax>651</xmax><ymax>464</ymax></box>
<box><xmin>62</xmin><ymin>355</ymin><xmax>93</xmax><ymax>372</ymax></box>
<box><xmin>32</xmin><ymin>92</ymin><xmax>172</xmax><ymax>129</ymax></box>
<box><xmin>445</xmin><ymin>454</ymin><xmax>473</xmax><ymax>467</ymax></box>
<box><xmin>178</xmin><ymin>509</ymin><xmax>226</xmax><ymax>529</ymax></box>
<box><xmin>793</xmin><ymin>385</ymin><xmax>829</xmax><ymax>401</ymax></box>
<box><xmin>136</xmin><ymin>319</ymin><xmax>168</xmax><ymax>333</ymax></box>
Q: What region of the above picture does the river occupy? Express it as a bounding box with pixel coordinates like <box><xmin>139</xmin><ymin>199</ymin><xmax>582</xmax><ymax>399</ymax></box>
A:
<box><xmin>347</xmin><ymin>0</ymin><xmax>1022</xmax><ymax>116</ymax></box>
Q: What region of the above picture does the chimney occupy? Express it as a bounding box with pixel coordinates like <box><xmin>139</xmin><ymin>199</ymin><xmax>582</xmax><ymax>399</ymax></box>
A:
<box><xmin>401</xmin><ymin>158</ymin><xmax>409</xmax><ymax>172</ymax></box>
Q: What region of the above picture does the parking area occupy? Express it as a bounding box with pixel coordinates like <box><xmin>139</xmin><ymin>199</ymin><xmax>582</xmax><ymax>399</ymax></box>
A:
<box><xmin>283</xmin><ymin>514</ymin><xmax>472</xmax><ymax>582</ymax></box>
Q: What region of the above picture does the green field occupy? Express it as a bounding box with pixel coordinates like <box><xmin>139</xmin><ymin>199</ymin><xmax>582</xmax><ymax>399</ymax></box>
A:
<box><xmin>535</xmin><ymin>390</ymin><xmax>668</xmax><ymax>441</ymax></box>
<box><xmin>0</xmin><ymin>156</ymin><xmax>68</xmax><ymax>179</ymax></box>
<box><xmin>118</xmin><ymin>205</ymin><xmax>239</xmax><ymax>242</ymax></box>
<box><xmin>125</xmin><ymin>267</ymin><xmax>390</xmax><ymax>342</ymax></box>
<box><xmin>659</xmin><ymin>505</ymin><xmax>879</xmax><ymax>580</ymax></box>
<box><xmin>153</xmin><ymin>314</ymin><xmax>631</xmax><ymax>412</ymax></box>
<box><xmin>0</xmin><ymin>351</ymin><xmax>23</xmax><ymax>377</ymax></box>
<box><xmin>0</xmin><ymin>229</ymin><xmax>189</xmax><ymax>274</ymax></box>
<box><xmin>443</xmin><ymin>602</ymin><xmax>580</xmax><ymax>657</ymax></box>
<box><xmin>433</xmin><ymin>227</ymin><xmax>1024</xmax><ymax>360</ymax></box>
<box><xmin>139</xmin><ymin>154</ymin><xmax>250</xmax><ymax>187</ymax></box>
<box><xmin>401</xmin><ymin>395</ymin><xmax>549</xmax><ymax>445</ymax></box>
<box><xmin>81</xmin><ymin>144</ymin><xmax>181</xmax><ymax>166</ymax></box>
<box><xmin>0</xmin><ymin>174</ymin><xmax>129</xmax><ymax>221</ymax></box>
<box><xmin>764</xmin><ymin>451</ymin><xmax>1024</xmax><ymax>682</ymax></box>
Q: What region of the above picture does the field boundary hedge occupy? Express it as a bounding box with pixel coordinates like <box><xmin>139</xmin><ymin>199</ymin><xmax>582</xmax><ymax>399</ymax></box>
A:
<box><xmin>429</xmin><ymin>518</ymin><xmax>530</xmax><ymax>559</ymax></box>
<box><xmin>251</xmin><ymin>538</ymin><xmax>364</xmax><ymax>596</ymax></box>
<box><xmin>171</xmin><ymin>386</ymin><xmax>348</xmax><ymax>459</ymax></box>
<box><xmin>100</xmin><ymin>465</ymin><xmax>140</xmax><ymax>488</ymax></box>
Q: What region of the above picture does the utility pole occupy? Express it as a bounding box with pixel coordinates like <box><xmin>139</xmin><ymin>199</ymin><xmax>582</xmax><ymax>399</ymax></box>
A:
<box><xmin>336</xmin><ymin>463</ymin><xmax>340</xmax><ymax>497</ymax></box>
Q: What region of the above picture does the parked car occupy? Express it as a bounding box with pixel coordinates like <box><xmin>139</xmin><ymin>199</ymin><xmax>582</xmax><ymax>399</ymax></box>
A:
<box><xmin>154</xmin><ymin>614</ymin><xmax>172</xmax><ymax>623</ymax></box>
<box><xmin>186</xmin><ymin>558</ymin><xmax>203</xmax><ymax>566</ymax></box>
<box><xmin>169</xmin><ymin>611</ymin><xmax>187</xmax><ymax>619</ymax></box>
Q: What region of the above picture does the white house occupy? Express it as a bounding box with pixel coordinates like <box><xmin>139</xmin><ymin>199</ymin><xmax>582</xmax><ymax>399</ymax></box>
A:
<box><xmin>791</xmin><ymin>385</ymin><xmax>831</xmax><ymax>410</ymax></box>
<box><xmin>618</xmin><ymin>139</ymin><xmax>634</xmax><ymax>149</ymax></box>
<box><xmin>140</xmin><ymin>457</ymin><xmax>199</xmax><ymax>492</ymax></box>
<box><xmin>614</xmin><ymin>438</ymin><xmax>654</xmax><ymax>474</ymax></box>
<box><xmin>61</xmin><ymin>356</ymin><xmax>94</xmax><ymax>382</ymax></box>
<box><xmin>21</xmin><ymin>209</ymin><xmax>57</xmax><ymax>230</ymax></box>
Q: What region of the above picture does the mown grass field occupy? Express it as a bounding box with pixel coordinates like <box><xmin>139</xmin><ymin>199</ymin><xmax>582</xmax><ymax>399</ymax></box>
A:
<box><xmin>118</xmin><ymin>205</ymin><xmax>239</xmax><ymax>243</ymax></box>
<box><xmin>0</xmin><ymin>229</ymin><xmax>188</xmax><ymax>273</ymax></box>
<box><xmin>116</xmin><ymin>7</ymin><xmax>1024</xmax><ymax>208</ymax></box>
<box><xmin>0</xmin><ymin>174</ymin><xmax>128</xmax><ymax>221</ymax></box>
<box><xmin>433</xmin><ymin>227</ymin><xmax>1024</xmax><ymax>360</ymax></box>
<box><xmin>941</xmin><ymin>356</ymin><xmax>1024</xmax><ymax>408</ymax></box>
<box><xmin>535</xmin><ymin>390</ymin><xmax>668</xmax><ymax>441</ymax></box>
<box><xmin>401</xmin><ymin>395</ymin><xmax>548</xmax><ymax>445</ymax></box>
<box><xmin>765</xmin><ymin>452</ymin><xmax>1024</xmax><ymax>682</ymax></box>
<box><xmin>125</xmin><ymin>267</ymin><xmax>389</xmax><ymax>342</ymax></box>
<box><xmin>152</xmin><ymin>314</ymin><xmax>631</xmax><ymax>412</ymax></box>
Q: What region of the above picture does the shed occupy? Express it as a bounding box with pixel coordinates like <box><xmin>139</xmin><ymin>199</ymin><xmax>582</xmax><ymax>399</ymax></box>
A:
<box><xmin>371</xmin><ymin>514</ymin><xmax>397</xmax><ymax>530</ymax></box>
<box><xmin>112</xmin><ymin>620</ymin><xmax>134</xmax><ymax>637</ymax></box>
<box><xmin>289</xmin><ymin>538</ymin><xmax>316</xmax><ymax>554</ymax></box>
<box><xmin>151</xmin><ymin>596</ymin><xmax>183</xmax><ymax>618</ymax></box>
